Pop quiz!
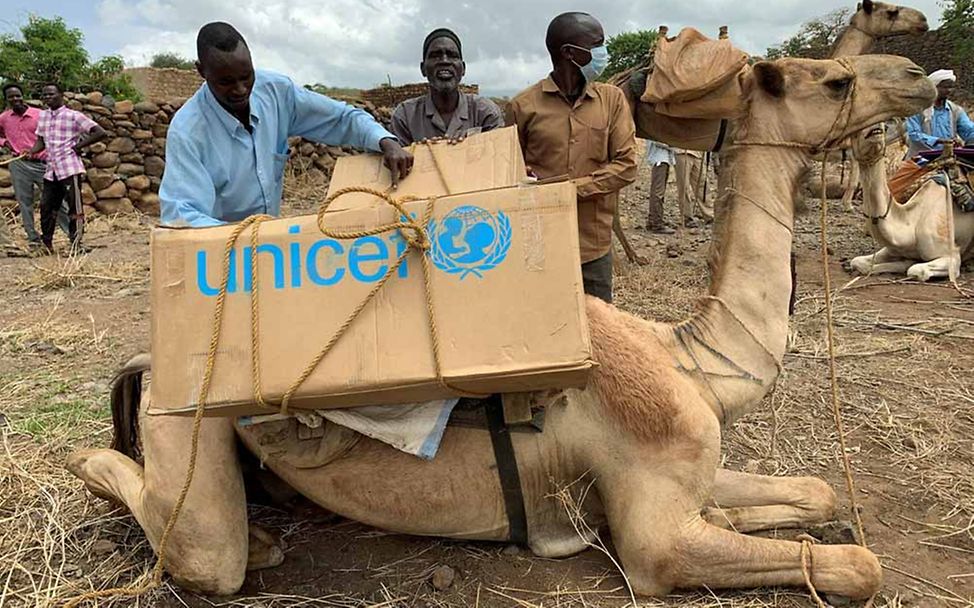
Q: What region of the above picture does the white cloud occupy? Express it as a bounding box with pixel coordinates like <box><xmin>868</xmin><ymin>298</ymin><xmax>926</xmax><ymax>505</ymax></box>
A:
<box><xmin>97</xmin><ymin>0</ymin><xmax>945</xmax><ymax>96</ymax></box>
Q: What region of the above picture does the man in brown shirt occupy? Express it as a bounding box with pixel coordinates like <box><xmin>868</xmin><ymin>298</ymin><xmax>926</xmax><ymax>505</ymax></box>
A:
<box><xmin>391</xmin><ymin>28</ymin><xmax>505</xmax><ymax>145</ymax></box>
<box><xmin>506</xmin><ymin>12</ymin><xmax>637</xmax><ymax>303</ymax></box>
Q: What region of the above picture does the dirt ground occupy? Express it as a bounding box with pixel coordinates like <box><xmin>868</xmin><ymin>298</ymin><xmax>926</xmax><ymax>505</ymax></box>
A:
<box><xmin>1</xmin><ymin>159</ymin><xmax>972</xmax><ymax>608</ymax></box>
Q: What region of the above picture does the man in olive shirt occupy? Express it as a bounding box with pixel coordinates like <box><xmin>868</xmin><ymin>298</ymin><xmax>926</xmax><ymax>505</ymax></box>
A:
<box><xmin>391</xmin><ymin>28</ymin><xmax>504</xmax><ymax>145</ymax></box>
<box><xmin>506</xmin><ymin>12</ymin><xmax>637</xmax><ymax>303</ymax></box>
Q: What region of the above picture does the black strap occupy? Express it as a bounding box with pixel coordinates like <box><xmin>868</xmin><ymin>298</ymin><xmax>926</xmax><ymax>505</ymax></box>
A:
<box><xmin>713</xmin><ymin>119</ymin><xmax>728</xmax><ymax>153</ymax></box>
<box><xmin>485</xmin><ymin>394</ymin><xmax>529</xmax><ymax>545</ymax></box>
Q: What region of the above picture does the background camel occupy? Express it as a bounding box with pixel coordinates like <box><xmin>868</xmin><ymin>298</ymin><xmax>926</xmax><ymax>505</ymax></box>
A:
<box><xmin>65</xmin><ymin>54</ymin><xmax>935</xmax><ymax>603</ymax></box>
<box><xmin>849</xmin><ymin>126</ymin><xmax>974</xmax><ymax>280</ymax></box>
<box><xmin>829</xmin><ymin>0</ymin><xmax>929</xmax><ymax>211</ymax></box>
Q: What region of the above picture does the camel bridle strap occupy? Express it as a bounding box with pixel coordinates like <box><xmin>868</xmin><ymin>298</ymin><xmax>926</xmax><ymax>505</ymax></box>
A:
<box><xmin>63</xmin><ymin>141</ymin><xmax>489</xmax><ymax>607</ymax></box>
<box><xmin>863</xmin><ymin>193</ymin><xmax>893</xmax><ymax>224</ymax></box>
<box><xmin>732</xmin><ymin>58</ymin><xmax>859</xmax><ymax>156</ymax></box>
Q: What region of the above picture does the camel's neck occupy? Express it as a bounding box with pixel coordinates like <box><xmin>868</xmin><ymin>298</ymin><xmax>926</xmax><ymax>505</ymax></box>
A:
<box><xmin>831</xmin><ymin>25</ymin><xmax>876</xmax><ymax>58</ymax></box>
<box><xmin>858</xmin><ymin>148</ymin><xmax>907</xmax><ymax>229</ymax></box>
<box><xmin>676</xmin><ymin>146</ymin><xmax>804</xmax><ymax>424</ymax></box>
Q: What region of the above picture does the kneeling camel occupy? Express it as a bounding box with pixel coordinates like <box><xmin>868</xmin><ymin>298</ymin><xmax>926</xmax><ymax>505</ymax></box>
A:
<box><xmin>67</xmin><ymin>54</ymin><xmax>935</xmax><ymax>601</ymax></box>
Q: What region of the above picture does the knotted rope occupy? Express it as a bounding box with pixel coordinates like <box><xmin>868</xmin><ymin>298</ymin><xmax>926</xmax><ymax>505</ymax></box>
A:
<box><xmin>64</xmin><ymin>141</ymin><xmax>481</xmax><ymax>606</ymax></box>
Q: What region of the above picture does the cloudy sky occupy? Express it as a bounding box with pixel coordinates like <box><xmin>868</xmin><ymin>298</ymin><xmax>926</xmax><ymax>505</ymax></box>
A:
<box><xmin>1</xmin><ymin>0</ymin><xmax>945</xmax><ymax>97</ymax></box>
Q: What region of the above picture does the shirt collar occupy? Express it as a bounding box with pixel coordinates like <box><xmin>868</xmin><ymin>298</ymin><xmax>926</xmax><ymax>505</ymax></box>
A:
<box><xmin>423</xmin><ymin>91</ymin><xmax>470</xmax><ymax>121</ymax></box>
<box><xmin>201</xmin><ymin>83</ymin><xmax>259</xmax><ymax>136</ymax></box>
<box><xmin>541</xmin><ymin>74</ymin><xmax>596</xmax><ymax>101</ymax></box>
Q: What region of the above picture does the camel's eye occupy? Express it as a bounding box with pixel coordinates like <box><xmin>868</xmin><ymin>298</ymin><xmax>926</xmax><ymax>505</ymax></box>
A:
<box><xmin>887</xmin><ymin>8</ymin><xmax>900</xmax><ymax>19</ymax></box>
<box><xmin>825</xmin><ymin>78</ymin><xmax>852</xmax><ymax>95</ymax></box>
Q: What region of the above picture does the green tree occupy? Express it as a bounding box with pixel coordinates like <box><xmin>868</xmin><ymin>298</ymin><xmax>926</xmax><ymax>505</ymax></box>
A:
<box><xmin>150</xmin><ymin>52</ymin><xmax>195</xmax><ymax>70</ymax></box>
<box><xmin>941</xmin><ymin>0</ymin><xmax>974</xmax><ymax>62</ymax></box>
<box><xmin>766</xmin><ymin>8</ymin><xmax>851</xmax><ymax>59</ymax></box>
<box><xmin>0</xmin><ymin>16</ymin><xmax>88</xmax><ymax>92</ymax></box>
<box><xmin>602</xmin><ymin>29</ymin><xmax>658</xmax><ymax>81</ymax></box>
<box><xmin>85</xmin><ymin>56</ymin><xmax>140</xmax><ymax>100</ymax></box>
<box><xmin>0</xmin><ymin>15</ymin><xmax>139</xmax><ymax>100</ymax></box>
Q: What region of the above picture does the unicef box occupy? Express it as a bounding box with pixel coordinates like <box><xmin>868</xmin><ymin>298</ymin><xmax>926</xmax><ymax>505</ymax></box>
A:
<box><xmin>148</xmin><ymin>180</ymin><xmax>594</xmax><ymax>417</ymax></box>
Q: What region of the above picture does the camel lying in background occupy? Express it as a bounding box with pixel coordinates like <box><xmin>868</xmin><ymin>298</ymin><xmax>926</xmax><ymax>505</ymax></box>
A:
<box><xmin>67</xmin><ymin>55</ymin><xmax>934</xmax><ymax>601</ymax></box>
<box><xmin>849</xmin><ymin>127</ymin><xmax>974</xmax><ymax>280</ymax></box>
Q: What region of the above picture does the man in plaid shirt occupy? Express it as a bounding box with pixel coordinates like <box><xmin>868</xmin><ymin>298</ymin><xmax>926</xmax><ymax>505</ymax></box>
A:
<box><xmin>28</xmin><ymin>83</ymin><xmax>108</xmax><ymax>253</ymax></box>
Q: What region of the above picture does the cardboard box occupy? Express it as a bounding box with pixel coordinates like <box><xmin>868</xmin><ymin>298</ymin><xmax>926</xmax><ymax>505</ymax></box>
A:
<box><xmin>149</xmin><ymin>181</ymin><xmax>593</xmax><ymax>416</ymax></box>
<box><xmin>325</xmin><ymin>126</ymin><xmax>527</xmax><ymax>211</ymax></box>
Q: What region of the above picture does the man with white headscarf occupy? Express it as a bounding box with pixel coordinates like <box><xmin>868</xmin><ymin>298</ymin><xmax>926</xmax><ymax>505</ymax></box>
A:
<box><xmin>905</xmin><ymin>69</ymin><xmax>974</xmax><ymax>158</ymax></box>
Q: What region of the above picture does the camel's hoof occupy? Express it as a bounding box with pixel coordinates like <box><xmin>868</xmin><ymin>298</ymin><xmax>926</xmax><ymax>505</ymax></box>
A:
<box><xmin>247</xmin><ymin>524</ymin><xmax>286</xmax><ymax>571</ymax></box>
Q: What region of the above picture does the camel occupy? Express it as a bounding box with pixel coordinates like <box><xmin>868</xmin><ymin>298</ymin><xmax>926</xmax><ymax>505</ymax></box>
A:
<box><xmin>829</xmin><ymin>0</ymin><xmax>929</xmax><ymax>211</ymax></box>
<box><xmin>66</xmin><ymin>54</ymin><xmax>934</xmax><ymax>601</ymax></box>
<box><xmin>849</xmin><ymin>126</ymin><xmax>974</xmax><ymax>280</ymax></box>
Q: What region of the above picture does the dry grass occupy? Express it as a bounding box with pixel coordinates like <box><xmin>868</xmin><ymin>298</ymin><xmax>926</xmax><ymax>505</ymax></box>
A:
<box><xmin>0</xmin><ymin>164</ymin><xmax>972</xmax><ymax>607</ymax></box>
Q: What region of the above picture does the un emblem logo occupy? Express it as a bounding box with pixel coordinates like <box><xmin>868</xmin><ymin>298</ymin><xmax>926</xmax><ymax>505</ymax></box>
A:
<box><xmin>428</xmin><ymin>205</ymin><xmax>512</xmax><ymax>279</ymax></box>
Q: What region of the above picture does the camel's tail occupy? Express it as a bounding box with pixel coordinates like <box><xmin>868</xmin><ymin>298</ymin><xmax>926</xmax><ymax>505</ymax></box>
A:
<box><xmin>109</xmin><ymin>353</ymin><xmax>150</xmax><ymax>462</ymax></box>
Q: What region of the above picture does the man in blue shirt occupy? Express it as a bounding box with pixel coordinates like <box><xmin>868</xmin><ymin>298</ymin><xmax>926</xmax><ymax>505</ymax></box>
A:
<box><xmin>161</xmin><ymin>22</ymin><xmax>413</xmax><ymax>226</ymax></box>
<box><xmin>905</xmin><ymin>69</ymin><xmax>974</xmax><ymax>158</ymax></box>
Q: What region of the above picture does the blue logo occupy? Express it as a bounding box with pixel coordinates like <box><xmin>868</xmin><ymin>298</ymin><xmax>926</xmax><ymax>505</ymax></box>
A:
<box><xmin>428</xmin><ymin>205</ymin><xmax>512</xmax><ymax>280</ymax></box>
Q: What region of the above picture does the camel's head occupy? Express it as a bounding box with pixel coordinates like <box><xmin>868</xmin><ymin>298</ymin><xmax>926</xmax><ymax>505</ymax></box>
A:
<box><xmin>740</xmin><ymin>54</ymin><xmax>935</xmax><ymax>151</ymax></box>
<box><xmin>853</xmin><ymin>0</ymin><xmax>929</xmax><ymax>36</ymax></box>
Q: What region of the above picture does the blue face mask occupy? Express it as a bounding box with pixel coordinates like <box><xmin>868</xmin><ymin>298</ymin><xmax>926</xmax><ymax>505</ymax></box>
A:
<box><xmin>566</xmin><ymin>44</ymin><xmax>609</xmax><ymax>82</ymax></box>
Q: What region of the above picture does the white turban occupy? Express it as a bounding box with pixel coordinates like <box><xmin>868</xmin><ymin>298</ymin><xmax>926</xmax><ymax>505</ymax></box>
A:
<box><xmin>928</xmin><ymin>69</ymin><xmax>957</xmax><ymax>85</ymax></box>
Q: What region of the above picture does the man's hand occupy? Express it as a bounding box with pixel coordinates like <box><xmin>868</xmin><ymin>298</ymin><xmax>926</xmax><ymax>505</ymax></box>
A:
<box><xmin>379</xmin><ymin>137</ymin><xmax>413</xmax><ymax>188</ymax></box>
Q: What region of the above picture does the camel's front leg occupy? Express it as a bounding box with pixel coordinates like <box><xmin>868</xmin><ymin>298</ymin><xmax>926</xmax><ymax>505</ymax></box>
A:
<box><xmin>907</xmin><ymin>255</ymin><xmax>959</xmax><ymax>281</ymax></box>
<box><xmin>67</xmin><ymin>395</ymin><xmax>248</xmax><ymax>595</ymax></box>
<box><xmin>841</xmin><ymin>161</ymin><xmax>860</xmax><ymax>212</ymax></box>
<box><xmin>600</xmin><ymin>472</ymin><xmax>880</xmax><ymax>599</ymax></box>
<box><xmin>850</xmin><ymin>247</ymin><xmax>913</xmax><ymax>275</ymax></box>
<box><xmin>703</xmin><ymin>469</ymin><xmax>836</xmax><ymax>533</ymax></box>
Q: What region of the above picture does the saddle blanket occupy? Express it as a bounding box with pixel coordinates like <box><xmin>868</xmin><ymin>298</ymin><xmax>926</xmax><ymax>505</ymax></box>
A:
<box><xmin>238</xmin><ymin>399</ymin><xmax>459</xmax><ymax>460</ymax></box>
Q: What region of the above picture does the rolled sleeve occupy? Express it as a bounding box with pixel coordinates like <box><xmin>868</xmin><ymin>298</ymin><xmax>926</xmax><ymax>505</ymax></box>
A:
<box><xmin>288</xmin><ymin>81</ymin><xmax>394</xmax><ymax>152</ymax></box>
<box><xmin>76</xmin><ymin>112</ymin><xmax>99</xmax><ymax>133</ymax></box>
<box><xmin>159</xmin><ymin>130</ymin><xmax>221</xmax><ymax>227</ymax></box>
<box><xmin>906</xmin><ymin>114</ymin><xmax>939</xmax><ymax>148</ymax></box>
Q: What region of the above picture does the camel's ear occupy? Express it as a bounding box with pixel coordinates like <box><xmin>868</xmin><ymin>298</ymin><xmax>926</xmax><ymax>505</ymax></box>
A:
<box><xmin>753</xmin><ymin>61</ymin><xmax>785</xmax><ymax>98</ymax></box>
<box><xmin>862</xmin><ymin>0</ymin><xmax>874</xmax><ymax>14</ymax></box>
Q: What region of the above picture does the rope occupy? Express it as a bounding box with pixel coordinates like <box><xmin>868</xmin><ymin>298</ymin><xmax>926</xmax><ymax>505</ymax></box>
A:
<box><xmin>63</xmin><ymin>215</ymin><xmax>268</xmax><ymax>607</ymax></box>
<box><xmin>818</xmin><ymin>156</ymin><xmax>868</xmax><ymax>548</ymax></box>
<box><xmin>0</xmin><ymin>153</ymin><xmax>26</xmax><ymax>167</ymax></box>
<box><xmin>800</xmin><ymin>540</ymin><xmax>829</xmax><ymax>608</ymax></box>
<box><xmin>723</xmin><ymin>62</ymin><xmax>868</xmax><ymax>605</ymax></box>
<box><xmin>63</xmin><ymin>141</ymin><xmax>480</xmax><ymax>606</ymax></box>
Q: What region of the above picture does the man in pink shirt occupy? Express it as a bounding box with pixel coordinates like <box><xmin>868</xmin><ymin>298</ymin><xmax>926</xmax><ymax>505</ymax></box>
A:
<box><xmin>29</xmin><ymin>82</ymin><xmax>107</xmax><ymax>253</ymax></box>
<box><xmin>0</xmin><ymin>82</ymin><xmax>69</xmax><ymax>244</ymax></box>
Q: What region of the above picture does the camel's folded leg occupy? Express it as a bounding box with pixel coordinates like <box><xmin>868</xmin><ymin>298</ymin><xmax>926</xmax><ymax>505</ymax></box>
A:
<box><xmin>703</xmin><ymin>469</ymin><xmax>836</xmax><ymax>533</ymax></box>
<box><xmin>850</xmin><ymin>247</ymin><xmax>912</xmax><ymax>276</ymax></box>
<box><xmin>600</xmin><ymin>474</ymin><xmax>880</xmax><ymax>599</ymax></box>
<box><xmin>907</xmin><ymin>255</ymin><xmax>958</xmax><ymax>282</ymax></box>
<box><xmin>67</xmin><ymin>394</ymin><xmax>248</xmax><ymax>595</ymax></box>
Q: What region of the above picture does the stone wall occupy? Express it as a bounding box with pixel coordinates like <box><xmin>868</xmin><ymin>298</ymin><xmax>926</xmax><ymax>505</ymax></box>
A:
<box><xmin>362</xmin><ymin>83</ymin><xmax>478</xmax><ymax>109</ymax></box>
<box><xmin>124</xmin><ymin>67</ymin><xmax>204</xmax><ymax>102</ymax></box>
<box><xmin>874</xmin><ymin>27</ymin><xmax>974</xmax><ymax>104</ymax></box>
<box><xmin>0</xmin><ymin>91</ymin><xmax>392</xmax><ymax>220</ymax></box>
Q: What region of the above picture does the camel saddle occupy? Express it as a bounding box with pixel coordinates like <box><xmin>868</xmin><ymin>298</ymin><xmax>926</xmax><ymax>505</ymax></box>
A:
<box><xmin>642</xmin><ymin>27</ymin><xmax>750</xmax><ymax>120</ymax></box>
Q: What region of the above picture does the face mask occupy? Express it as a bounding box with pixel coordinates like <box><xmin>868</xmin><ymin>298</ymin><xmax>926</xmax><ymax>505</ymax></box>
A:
<box><xmin>567</xmin><ymin>44</ymin><xmax>608</xmax><ymax>82</ymax></box>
